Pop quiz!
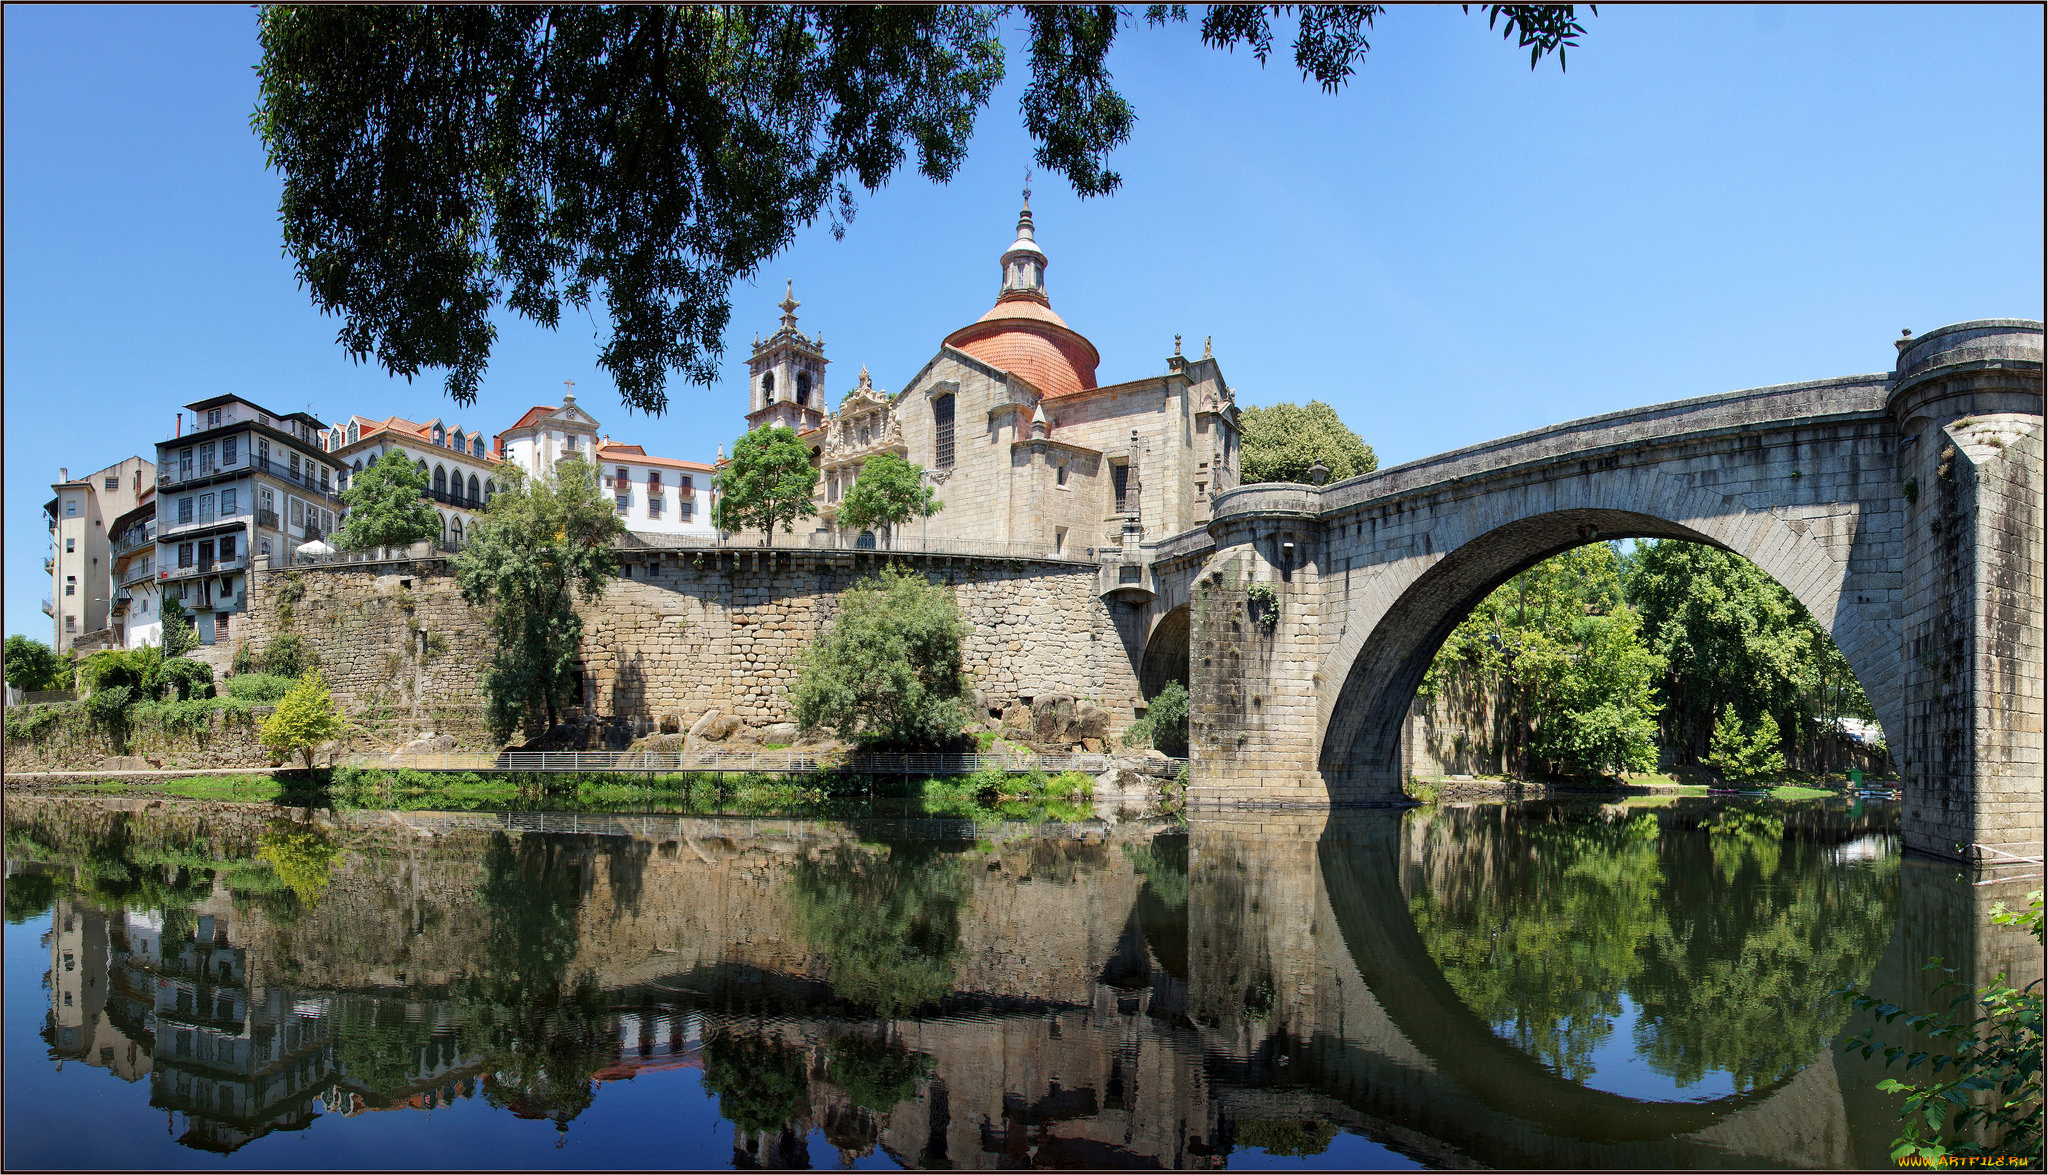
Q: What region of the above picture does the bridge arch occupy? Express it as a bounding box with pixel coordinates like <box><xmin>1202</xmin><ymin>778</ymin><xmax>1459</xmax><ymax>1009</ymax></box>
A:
<box><xmin>1139</xmin><ymin>604</ymin><xmax>1190</xmax><ymax>700</ymax></box>
<box><xmin>1317</xmin><ymin>496</ymin><xmax>1900</xmax><ymax>790</ymax></box>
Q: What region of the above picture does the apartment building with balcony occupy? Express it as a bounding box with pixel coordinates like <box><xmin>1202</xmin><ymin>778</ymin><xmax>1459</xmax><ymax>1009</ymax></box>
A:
<box><xmin>42</xmin><ymin>457</ymin><xmax>154</xmax><ymax>655</ymax></box>
<box><xmin>325</xmin><ymin>413</ymin><xmax>499</xmax><ymax>548</ymax></box>
<box><xmin>594</xmin><ymin>441</ymin><xmax>717</xmax><ymax>538</ymax></box>
<box><xmin>154</xmin><ymin>396</ymin><xmax>338</xmax><ymax>650</ymax></box>
<box><xmin>107</xmin><ymin>492</ymin><xmax>160</xmax><ymax>651</ymax></box>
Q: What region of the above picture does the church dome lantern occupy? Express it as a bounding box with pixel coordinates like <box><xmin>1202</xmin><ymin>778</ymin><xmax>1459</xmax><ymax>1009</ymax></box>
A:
<box><xmin>943</xmin><ymin>186</ymin><xmax>1099</xmax><ymax>400</ymax></box>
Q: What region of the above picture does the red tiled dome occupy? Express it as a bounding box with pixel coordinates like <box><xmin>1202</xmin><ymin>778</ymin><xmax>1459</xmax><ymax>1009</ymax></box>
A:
<box><xmin>943</xmin><ymin>297</ymin><xmax>1100</xmax><ymax>399</ymax></box>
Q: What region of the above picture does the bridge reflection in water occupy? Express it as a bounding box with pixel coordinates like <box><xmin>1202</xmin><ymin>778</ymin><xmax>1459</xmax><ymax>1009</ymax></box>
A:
<box><xmin>7</xmin><ymin>796</ymin><xmax>2038</xmax><ymax>1169</ymax></box>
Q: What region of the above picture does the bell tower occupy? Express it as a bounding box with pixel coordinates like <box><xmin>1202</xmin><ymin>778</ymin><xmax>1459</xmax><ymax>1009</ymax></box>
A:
<box><xmin>745</xmin><ymin>282</ymin><xmax>829</xmax><ymax>434</ymax></box>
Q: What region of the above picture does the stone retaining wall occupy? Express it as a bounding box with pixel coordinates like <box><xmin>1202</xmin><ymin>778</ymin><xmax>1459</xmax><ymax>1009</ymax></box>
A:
<box><xmin>232</xmin><ymin>549</ymin><xmax>1144</xmax><ymax>744</ymax></box>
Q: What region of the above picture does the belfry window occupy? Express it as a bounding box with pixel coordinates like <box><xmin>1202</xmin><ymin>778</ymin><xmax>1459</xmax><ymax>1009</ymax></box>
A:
<box><xmin>796</xmin><ymin>370</ymin><xmax>811</xmax><ymax>407</ymax></box>
<box><xmin>761</xmin><ymin>371</ymin><xmax>775</xmax><ymax>401</ymax></box>
<box><xmin>933</xmin><ymin>394</ymin><xmax>955</xmax><ymax>470</ymax></box>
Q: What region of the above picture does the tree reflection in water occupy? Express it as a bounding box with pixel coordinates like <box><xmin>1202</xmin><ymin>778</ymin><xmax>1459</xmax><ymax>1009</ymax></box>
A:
<box><xmin>785</xmin><ymin>842</ymin><xmax>971</xmax><ymax>1015</ymax></box>
<box><xmin>1406</xmin><ymin>802</ymin><xmax>1898</xmax><ymax>1095</ymax></box>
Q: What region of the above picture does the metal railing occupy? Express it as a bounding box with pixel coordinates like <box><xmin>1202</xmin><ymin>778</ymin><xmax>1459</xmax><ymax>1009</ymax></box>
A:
<box><xmin>161</xmin><ymin>556</ymin><xmax>247</xmax><ymax>583</ymax></box>
<box><xmin>112</xmin><ymin>528</ymin><xmax>156</xmax><ymax>556</ymax></box>
<box><xmin>283</xmin><ymin>540</ymin><xmax>463</xmax><ymax>567</ymax></box>
<box><xmin>623</xmin><ymin>530</ymin><xmax>1101</xmax><ymax>562</ymax></box>
<box><xmin>344</xmin><ymin>749</ymin><xmax>1154</xmax><ymax>776</ymax></box>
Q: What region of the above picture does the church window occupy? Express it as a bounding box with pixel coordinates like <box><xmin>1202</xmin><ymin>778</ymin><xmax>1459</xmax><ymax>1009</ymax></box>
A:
<box><xmin>761</xmin><ymin>371</ymin><xmax>775</xmax><ymax>401</ymax></box>
<box><xmin>1112</xmin><ymin>462</ymin><xmax>1130</xmax><ymax>513</ymax></box>
<box><xmin>433</xmin><ymin>466</ymin><xmax>447</xmax><ymax>496</ymax></box>
<box><xmin>1056</xmin><ymin>461</ymin><xmax>1068</xmax><ymax>487</ymax></box>
<box><xmin>933</xmin><ymin>394</ymin><xmax>955</xmax><ymax>470</ymax></box>
<box><xmin>796</xmin><ymin>370</ymin><xmax>811</xmax><ymax>407</ymax></box>
<box><xmin>468</xmin><ymin>474</ymin><xmax>480</xmax><ymax>503</ymax></box>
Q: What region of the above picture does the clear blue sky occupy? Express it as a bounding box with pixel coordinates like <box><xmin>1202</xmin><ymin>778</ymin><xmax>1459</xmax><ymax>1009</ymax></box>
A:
<box><xmin>7</xmin><ymin>4</ymin><xmax>2042</xmax><ymax>642</ymax></box>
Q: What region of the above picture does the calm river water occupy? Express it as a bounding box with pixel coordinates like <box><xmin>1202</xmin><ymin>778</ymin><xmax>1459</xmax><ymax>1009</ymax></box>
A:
<box><xmin>5</xmin><ymin>792</ymin><xmax>2037</xmax><ymax>1169</ymax></box>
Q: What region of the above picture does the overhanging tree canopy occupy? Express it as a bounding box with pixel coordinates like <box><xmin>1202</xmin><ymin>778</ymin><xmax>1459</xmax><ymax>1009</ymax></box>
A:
<box><xmin>253</xmin><ymin>4</ymin><xmax>1591</xmax><ymax>414</ymax></box>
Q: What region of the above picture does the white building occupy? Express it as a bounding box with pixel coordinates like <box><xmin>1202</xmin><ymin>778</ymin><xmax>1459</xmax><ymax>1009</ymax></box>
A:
<box><xmin>43</xmin><ymin>457</ymin><xmax>155</xmax><ymax>655</ymax></box>
<box><xmin>594</xmin><ymin>441</ymin><xmax>717</xmax><ymax>537</ymax></box>
<box><xmin>107</xmin><ymin>493</ymin><xmax>160</xmax><ymax>651</ymax></box>
<box><xmin>326</xmin><ymin>414</ymin><xmax>500</xmax><ymax>549</ymax></box>
<box><xmin>496</xmin><ymin>390</ymin><xmax>718</xmax><ymax>539</ymax></box>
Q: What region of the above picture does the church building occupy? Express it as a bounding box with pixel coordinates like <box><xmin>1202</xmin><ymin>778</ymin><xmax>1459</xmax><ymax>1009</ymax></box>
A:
<box><xmin>738</xmin><ymin>194</ymin><xmax>1242</xmax><ymax>558</ymax></box>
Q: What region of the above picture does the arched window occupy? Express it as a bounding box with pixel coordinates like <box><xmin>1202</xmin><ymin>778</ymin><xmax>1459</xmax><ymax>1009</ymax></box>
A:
<box><xmin>467</xmin><ymin>474</ymin><xmax>480</xmax><ymax>504</ymax></box>
<box><xmin>485</xmin><ymin>479</ymin><xmax>496</xmax><ymax>504</ymax></box>
<box><xmin>933</xmin><ymin>394</ymin><xmax>955</xmax><ymax>469</ymax></box>
<box><xmin>761</xmin><ymin>370</ymin><xmax>775</xmax><ymax>401</ymax></box>
<box><xmin>451</xmin><ymin>429</ymin><xmax>464</xmax><ymax>452</ymax></box>
<box><xmin>416</xmin><ymin>460</ymin><xmax>428</xmax><ymax>479</ymax></box>
<box><xmin>472</xmin><ymin>436</ymin><xmax>485</xmax><ymax>458</ymax></box>
<box><xmin>440</xmin><ymin>513</ymin><xmax>449</xmax><ymax>543</ymax></box>
<box><xmin>451</xmin><ymin>517</ymin><xmax>463</xmax><ymax>546</ymax></box>
<box><xmin>353</xmin><ymin>458</ymin><xmax>363</xmax><ymax>472</ymax></box>
<box><xmin>432</xmin><ymin>424</ymin><xmax>445</xmax><ymax>446</ymax></box>
<box><xmin>347</xmin><ymin>421</ymin><xmax>359</xmax><ymax>445</ymax></box>
<box><xmin>796</xmin><ymin>370</ymin><xmax>811</xmax><ymax>406</ymax></box>
<box><xmin>433</xmin><ymin>466</ymin><xmax>447</xmax><ymax>496</ymax></box>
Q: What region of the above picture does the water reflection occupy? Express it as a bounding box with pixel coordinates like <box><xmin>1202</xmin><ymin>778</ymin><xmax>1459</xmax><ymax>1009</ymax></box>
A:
<box><xmin>4</xmin><ymin>795</ymin><xmax>2038</xmax><ymax>1169</ymax></box>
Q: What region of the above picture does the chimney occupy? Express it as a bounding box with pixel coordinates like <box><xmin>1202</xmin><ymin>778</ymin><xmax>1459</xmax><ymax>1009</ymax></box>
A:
<box><xmin>176</xmin><ymin>413</ymin><xmax>183</xmax><ymax>437</ymax></box>
<box><xmin>60</xmin><ymin>467</ymin><xmax>69</xmax><ymax>482</ymax></box>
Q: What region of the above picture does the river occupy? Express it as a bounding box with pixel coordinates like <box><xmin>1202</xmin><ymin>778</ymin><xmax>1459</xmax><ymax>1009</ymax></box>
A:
<box><xmin>4</xmin><ymin>792</ymin><xmax>2037</xmax><ymax>1169</ymax></box>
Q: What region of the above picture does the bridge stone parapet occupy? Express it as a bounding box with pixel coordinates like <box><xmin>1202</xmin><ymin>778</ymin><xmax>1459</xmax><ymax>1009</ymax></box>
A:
<box><xmin>1164</xmin><ymin>320</ymin><xmax>2043</xmax><ymax>860</ymax></box>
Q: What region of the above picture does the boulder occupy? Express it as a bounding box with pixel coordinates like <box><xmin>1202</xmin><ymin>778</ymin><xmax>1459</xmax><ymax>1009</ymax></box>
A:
<box><xmin>1000</xmin><ymin>703</ymin><xmax>1033</xmax><ymax>733</ymax></box>
<box><xmin>1070</xmin><ymin>700</ymin><xmax>1110</xmax><ymax>742</ymax></box>
<box><xmin>397</xmin><ymin>733</ymin><xmax>458</xmax><ymax>756</ymax></box>
<box><xmin>1031</xmin><ymin>694</ymin><xmax>1077</xmax><ymax>742</ymax></box>
<box><xmin>98</xmin><ymin>756</ymin><xmax>153</xmax><ymax>772</ymax></box>
<box><xmin>970</xmin><ymin>688</ymin><xmax>997</xmax><ymax>721</ymax></box>
<box><xmin>1091</xmin><ymin>767</ymin><xmax>1158</xmax><ymax>823</ymax></box>
<box><xmin>759</xmin><ymin>722</ymin><xmax>800</xmax><ymax>746</ymax></box>
<box><xmin>617</xmin><ymin>732</ymin><xmax>690</xmax><ymax>767</ymax></box>
<box><xmin>1080</xmin><ymin>737</ymin><xmax>1104</xmax><ymax>754</ymax></box>
<box><xmin>685</xmin><ymin>710</ymin><xmax>743</xmax><ymax>751</ymax></box>
<box><xmin>659</xmin><ymin>713</ymin><xmax>682</xmax><ymax>735</ymax></box>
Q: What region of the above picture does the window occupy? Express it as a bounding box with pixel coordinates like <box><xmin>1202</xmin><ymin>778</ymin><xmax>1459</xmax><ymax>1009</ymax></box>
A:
<box><xmin>1112</xmin><ymin>462</ymin><xmax>1130</xmax><ymax>513</ymax></box>
<box><xmin>648</xmin><ymin>497</ymin><xmax>662</xmax><ymax>518</ymax></box>
<box><xmin>485</xmin><ymin>479</ymin><xmax>496</xmax><ymax>503</ymax></box>
<box><xmin>451</xmin><ymin>517</ymin><xmax>463</xmax><ymax>545</ymax></box>
<box><xmin>66</xmin><ymin>499</ymin><xmax>77</xmax><ymax>516</ymax></box>
<box><xmin>320</xmin><ymin>466</ymin><xmax>330</xmax><ymax>492</ymax></box>
<box><xmin>65</xmin><ymin>616</ymin><xmax>76</xmax><ymax>633</ymax></box>
<box><xmin>933</xmin><ymin>394</ymin><xmax>955</xmax><ymax>469</ymax></box>
<box><xmin>261</xmin><ymin>540</ymin><xmax>271</xmax><ymax>556</ymax></box>
<box><xmin>179</xmin><ymin>497</ymin><xmax>194</xmax><ymax>524</ymax></box>
<box><xmin>199</xmin><ymin>444</ymin><xmax>216</xmax><ymax>475</ymax></box>
<box><xmin>180</xmin><ymin>447</ymin><xmax>193</xmax><ymax>478</ymax></box>
<box><xmin>1056</xmin><ymin>461</ymin><xmax>1068</xmax><ymax>486</ymax></box>
<box><xmin>416</xmin><ymin>460</ymin><xmax>428</xmax><ymax>479</ymax></box>
<box><xmin>290</xmin><ymin>499</ymin><xmax>303</xmax><ymax>528</ymax></box>
<box><xmin>1055</xmin><ymin>526</ymin><xmax>1068</xmax><ymax>555</ymax></box>
<box><xmin>472</xmin><ymin>436</ymin><xmax>486</xmax><ymax>457</ymax></box>
<box><xmin>680</xmin><ymin>500</ymin><xmax>693</xmax><ymax>521</ymax></box>
<box><xmin>289</xmin><ymin>452</ymin><xmax>300</xmax><ymax>481</ymax></box>
<box><xmin>66</xmin><ymin>537</ymin><xmax>75</xmax><ymax>553</ymax></box>
<box><xmin>796</xmin><ymin>370</ymin><xmax>811</xmax><ymax>406</ymax></box>
<box><xmin>198</xmin><ymin>493</ymin><xmax>215</xmax><ymax>524</ymax></box>
<box><xmin>615</xmin><ymin>466</ymin><xmax>629</xmax><ymax>484</ymax></box>
<box><xmin>681</xmin><ymin>475</ymin><xmax>693</xmax><ymax>492</ymax></box>
<box><xmin>648</xmin><ymin>471</ymin><xmax>663</xmax><ymax>491</ymax></box>
<box><xmin>347</xmin><ymin>421</ymin><xmax>359</xmax><ymax>444</ymax></box>
<box><xmin>432</xmin><ymin>425</ymin><xmax>444</xmax><ymax>445</ymax></box>
<box><xmin>65</xmin><ymin>575</ymin><xmax>76</xmax><ymax>596</ymax></box>
<box><xmin>761</xmin><ymin>371</ymin><xmax>775</xmax><ymax>400</ymax></box>
<box><xmin>433</xmin><ymin>466</ymin><xmax>447</xmax><ymax>496</ymax></box>
<box><xmin>105</xmin><ymin>475</ymin><xmax>119</xmax><ymax>491</ymax></box>
<box><xmin>221</xmin><ymin>489</ymin><xmax>236</xmax><ymax>517</ymax></box>
<box><xmin>256</xmin><ymin>438</ymin><xmax>269</xmax><ymax>470</ymax></box>
<box><xmin>223</xmin><ymin>435</ymin><xmax>237</xmax><ymax>465</ymax></box>
<box><xmin>206</xmin><ymin>407</ymin><xmax>223</xmax><ymax>429</ymax></box>
<box><xmin>259</xmin><ymin>488</ymin><xmax>273</xmax><ymax>514</ymax></box>
<box><xmin>220</xmin><ymin>535</ymin><xmax>236</xmax><ymax>560</ymax></box>
<box><xmin>615</xmin><ymin>493</ymin><xmax>630</xmax><ymax>512</ymax></box>
<box><xmin>467</xmin><ymin>474</ymin><xmax>479</xmax><ymax>503</ymax></box>
<box><xmin>179</xmin><ymin>543</ymin><xmax>194</xmax><ymax>568</ymax></box>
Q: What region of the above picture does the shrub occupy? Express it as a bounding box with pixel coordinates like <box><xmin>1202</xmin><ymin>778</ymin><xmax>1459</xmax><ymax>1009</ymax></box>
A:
<box><xmin>78</xmin><ymin>645</ymin><xmax>163</xmax><ymax>701</ymax></box>
<box><xmin>260</xmin><ymin>671</ymin><xmax>345</xmax><ymax>769</ymax></box>
<box><xmin>790</xmin><ymin>565</ymin><xmax>967</xmax><ymax>748</ymax></box>
<box><xmin>1709</xmin><ymin>705</ymin><xmax>1783</xmax><ymax>782</ymax></box>
<box><xmin>85</xmin><ymin>685</ymin><xmax>133</xmax><ymax>735</ymax></box>
<box><xmin>230</xmin><ymin>640</ymin><xmax>257</xmax><ymax>677</ymax></box>
<box><xmin>3</xmin><ymin>703</ymin><xmax>74</xmax><ymax>743</ymax></box>
<box><xmin>1122</xmin><ymin>681</ymin><xmax>1189</xmax><ymax>756</ymax></box>
<box><xmin>159</xmin><ymin>658</ymin><xmax>215</xmax><ymax>701</ymax></box>
<box><xmin>260</xmin><ymin>633</ymin><xmax>318</xmax><ymax>679</ymax></box>
<box><xmin>222</xmin><ymin>672</ymin><xmax>295</xmax><ymax>703</ymax></box>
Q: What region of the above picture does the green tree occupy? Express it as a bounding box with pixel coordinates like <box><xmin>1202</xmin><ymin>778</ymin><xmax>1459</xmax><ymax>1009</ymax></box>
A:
<box><xmin>836</xmin><ymin>452</ymin><xmax>942</xmax><ymax>546</ymax></box>
<box><xmin>790</xmin><ymin>565</ymin><xmax>967</xmax><ymax>747</ymax></box>
<box><xmin>1708</xmin><ymin>704</ymin><xmax>1783</xmax><ymax>782</ymax></box>
<box><xmin>455</xmin><ymin>457</ymin><xmax>623</xmax><ymax>739</ymax></box>
<box><xmin>336</xmin><ymin>449</ymin><xmax>442</xmax><ymax>549</ymax></box>
<box><xmin>258</xmin><ymin>633</ymin><xmax>318</xmax><ymax>679</ymax></box>
<box><xmin>1424</xmin><ymin>543</ymin><xmax>1661</xmax><ymax>780</ymax></box>
<box><xmin>828</xmin><ymin>1035</ymin><xmax>934</xmax><ymax>1113</ymax></box>
<box><xmin>5</xmin><ymin>635</ymin><xmax>68</xmax><ymax>692</ymax></box>
<box><xmin>252</xmin><ymin>5</ymin><xmax>1589</xmax><ymax>412</ymax></box>
<box><xmin>703</xmin><ymin>1030</ymin><xmax>810</xmax><ymax>1138</ymax></box>
<box><xmin>786</xmin><ymin>842</ymin><xmax>972</xmax><ymax>1014</ymax></box>
<box><xmin>159</xmin><ymin>595</ymin><xmax>199</xmax><ymax>660</ymax></box>
<box><xmin>260</xmin><ymin>670</ymin><xmax>346</xmax><ymax>769</ymax></box>
<box><xmin>1237</xmin><ymin>400</ymin><xmax>1378</xmax><ymax>485</ymax></box>
<box><xmin>1123</xmin><ymin>679</ymin><xmax>1189</xmax><ymax>756</ymax></box>
<box><xmin>714</xmin><ymin>426</ymin><xmax>819</xmax><ymax>544</ymax></box>
<box><xmin>255</xmin><ymin>820</ymin><xmax>340</xmax><ymax>908</ymax></box>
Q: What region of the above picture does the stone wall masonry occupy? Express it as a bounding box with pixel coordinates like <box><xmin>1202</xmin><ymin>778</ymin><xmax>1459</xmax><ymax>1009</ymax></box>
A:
<box><xmin>231</xmin><ymin>548</ymin><xmax>1144</xmax><ymax>744</ymax></box>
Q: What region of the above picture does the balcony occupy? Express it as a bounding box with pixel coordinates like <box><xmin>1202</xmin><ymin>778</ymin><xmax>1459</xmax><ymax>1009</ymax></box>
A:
<box><xmin>119</xmin><ymin>563</ymin><xmax>158</xmax><ymax>589</ymax></box>
<box><xmin>112</xmin><ymin>528</ymin><xmax>156</xmax><ymax>556</ymax></box>
<box><xmin>42</xmin><ymin>556</ymin><xmax>54</xmax><ymax>575</ymax></box>
<box><xmin>425</xmin><ymin>487</ymin><xmax>480</xmax><ymax>509</ymax></box>
<box><xmin>41</xmin><ymin>598</ymin><xmax>54</xmax><ymax>617</ymax></box>
<box><xmin>162</xmin><ymin>506</ymin><xmax>250</xmax><ymax>537</ymax></box>
<box><xmin>257</xmin><ymin>509</ymin><xmax>279</xmax><ymax>531</ymax></box>
<box><xmin>161</xmin><ymin>556</ymin><xmax>246</xmax><ymax>584</ymax></box>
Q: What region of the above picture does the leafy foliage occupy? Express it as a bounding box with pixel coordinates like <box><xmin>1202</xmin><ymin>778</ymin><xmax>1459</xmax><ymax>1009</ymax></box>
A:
<box><xmin>828</xmin><ymin>1034</ymin><xmax>934</xmax><ymax>1112</ymax></box>
<box><xmin>1123</xmin><ymin>679</ymin><xmax>1189</xmax><ymax>756</ymax></box>
<box><xmin>159</xmin><ymin>595</ymin><xmax>199</xmax><ymax>660</ymax></box>
<box><xmin>253</xmin><ymin>5</ymin><xmax>1590</xmax><ymax>413</ymax></box>
<box><xmin>1234</xmin><ymin>1118</ymin><xmax>1339</xmax><ymax>1158</ymax></box>
<box><xmin>260</xmin><ymin>671</ymin><xmax>346</xmax><ymax>769</ymax></box>
<box><xmin>1838</xmin><ymin>892</ymin><xmax>2043</xmax><ymax>1164</ymax></box>
<box><xmin>714</xmin><ymin>425</ymin><xmax>819</xmax><ymax>543</ymax></box>
<box><xmin>787</xmin><ymin>842</ymin><xmax>971</xmax><ymax>1014</ymax></box>
<box><xmin>1709</xmin><ymin>704</ymin><xmax>1783</xmax><ymax>782</ymax></box>
<box><xmin>704</xmin><ymin>1030</ymin><xmax>810</xmax><ymax>1137</ymax></box>
<box><xmin>836</xmin><ymin>452</ymin><xmax>942</xmax><ymax>542</ymax></box>
<box><xmin>455</xmin><ymin>457</ymin><xmax>623</xmax><ymax>739</ymax></box>
<box><xmin>159</xmin><ymin>657</ymin><xmax>215</xmax><ymax>702</ymax></box>
<box><xmin>78</xmin><ymin>644</ymin><xmax>164</xmax><ymax>702</ymax></box>
<box><xmin>336</xmin><ymin>449</ymin><xmax>442</xmax><ymax>549</ymax></box>
<box><xmin>5</xmin><ymin>635</ymin><xmax>68</xmax><ymax>691</ymax></box>
<box><xmin>222</xmin><ymin>672</ymin><xmax>295</xmax><ymax>703</ymax></box>
<box><xmin>1237</xmin><ymin>400</ymin><xmax>1378</xmax><ymax>485</ymax></box>
<box><xmin>259</xmin><ymin>632</ymin><xmax>318</xmax><ymax>679</ymax></box>
<box><xmin>256</xmin><ymin>820</ymin><xmax>340</xmax><ymax>908</ymax></box>
<box><xmin>1424</xmin><ymin>543</ymin><xmax>1663</xmax><ymax>778</ymax></box>
<box><xmin>790</xmin><ymin>565</ymin><xmax>967</xmax><ymax>747</ymax></box>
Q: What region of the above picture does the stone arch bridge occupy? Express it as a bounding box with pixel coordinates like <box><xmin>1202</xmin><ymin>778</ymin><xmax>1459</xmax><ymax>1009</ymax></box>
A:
<box><xmin>1122</xmin><ymin>320</ymin><xmax>2042</xmax><ymax>860</ymax></box>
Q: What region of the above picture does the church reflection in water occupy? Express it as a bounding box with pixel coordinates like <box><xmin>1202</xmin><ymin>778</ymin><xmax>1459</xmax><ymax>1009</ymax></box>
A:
<box><xmin>12</xmin><ymin>795</ymin><xmax>2039</xmax><ymax>1168</ymax></box>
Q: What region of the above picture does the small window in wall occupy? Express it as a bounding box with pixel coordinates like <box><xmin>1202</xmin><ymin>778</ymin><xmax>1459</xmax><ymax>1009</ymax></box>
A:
<box><xmin>223</xmin><ymin>435</ymin><xmax>237</xmax><ymax>465</ymax></box>
<box><xmin>66</xmin><ymin>537</ymin><xmax>75</xmax><ymax>553</ymax></box>
<box><xmin>1056</xmin><ymin>461</ymin><xmax>1068</xmax><ymax>487</ymax></box>
<box><xmin>472</xmin><ymin>436</ymin><xmax>485</xmax><ymax>458</ymax></box>
<box><xmin>796</xmin><ymin>370</ymin><xmax>811</xmax><ymax>406</ymax></box>
<box><xmin>105</xmin><ymin>475</ymin><xmax>119</xmax><ymax>491</ymax></box>
<box><xmin>680</xmin><ymin>500</ymin><xmax>693</xmax><ymax>521</ymax></box>
<box><xmin>933</xmin><ymin>394</ymin><xmax>955</xmax><ymax>470</ymax></box>
<box><xmin>65</xmin><ymin>575</ymin><xmax>76</xmax><ymax>596</ymax></box>
<box><xmin>66</xmin><ymin>500</ymin><xmax>77</xmax><ymax>517</ymax></box>
<box><xmin>1055</xmin><ymin>526</ymin><xmax>1068</xmax><ymax>555</ymax></box>
<box><xmin>347</xmin><ymin>421</ymin><xmax>359</xmax><ymax>444</ymax></box>
<box><xmin>1112</xmin><ymin>462</ymin><xmax>1130</xmax><ymax>513</ymax></box>
<box><xmin>648</xmin><ymin>497</ymin><xmax>662</xmax><ymax>518</ymax></box>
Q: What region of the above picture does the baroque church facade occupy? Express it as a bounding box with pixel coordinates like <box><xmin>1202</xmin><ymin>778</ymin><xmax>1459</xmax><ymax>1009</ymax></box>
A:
<box><xmin>735</xmin><ymin>196</ymin><xmax>1243</xmax><ymax>558</ymax></box>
